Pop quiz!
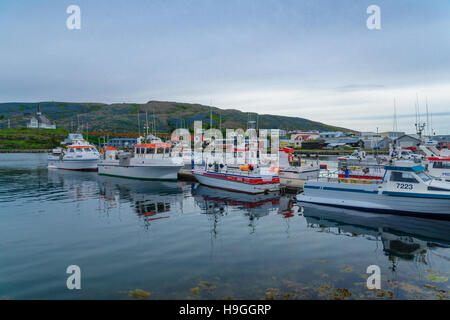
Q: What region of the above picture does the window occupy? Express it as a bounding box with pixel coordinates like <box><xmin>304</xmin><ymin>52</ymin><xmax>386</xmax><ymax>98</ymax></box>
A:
<box><xmin>75</xmin><ymin>148</ymin><xmax>82</xmax><ymax>152</ymax></box>
<box><xmin>433</xmin><ymin>161</ymin><xmax>450</xmax><ymax>169</ymax></box>
<box><xmin>417</xmin><ymin>171</ymin><xmax>432</xmax><ymax>182</ymax></box>
<box><xmin>84</xmin><ymin>148</ymin><xmax>91</xmax><ymax>152</ymax></box>
<box><xmin>136</xmin><ymin>148</ymin><xmax>140</xmax><ymax>154</ymax></box>
<box><xmin>390</xmin><ymin>171</ymin><xmax>418</xmax><ymax>183</ymax></box>
<box><xmin>157</xmin><ymin>148</ymin><xmax>163</xmax><ymax>154</ymax></box>
<box><xmin>69</xmin><ymin>148</ymin><xmax>75</xmax><ymax>153</ymax></box>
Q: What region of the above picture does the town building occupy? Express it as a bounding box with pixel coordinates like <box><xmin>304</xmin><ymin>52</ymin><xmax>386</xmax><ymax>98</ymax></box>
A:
<box><xmin>27</xmin><ymin>106</ymin><xmax>56</xmax><ymax>129</ymax></box>
<box><xmin>394</xmin><ymin>134</ymin><xmax>421</xmax><ymax>149</ymax></box>
<box><xmin>290</xmin><ymin>132</ymin><xmax>320</xmax><ymax>147</ymax></box>
<box><xmin>107</xmin><ymin>138</ymin><xmax>138</xmax><ymax>149</ymax></box>
<box><xmin>319</xmin><ymin>131</ymin><xmax>344</xmax><ymax>139</ymax></box>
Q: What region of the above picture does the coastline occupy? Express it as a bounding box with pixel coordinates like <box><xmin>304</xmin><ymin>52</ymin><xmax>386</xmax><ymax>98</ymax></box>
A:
<box><xmin>0</xmin><ymin>149</ymin><xmax>51</xmax><ymax>153</ymax></box>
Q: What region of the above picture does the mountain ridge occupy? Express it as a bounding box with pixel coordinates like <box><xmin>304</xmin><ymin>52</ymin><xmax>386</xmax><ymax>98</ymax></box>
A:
<box><xmin>0</xmin><ymin>100</ymin><xmax>354</xmax><ymax>134</ymax></box>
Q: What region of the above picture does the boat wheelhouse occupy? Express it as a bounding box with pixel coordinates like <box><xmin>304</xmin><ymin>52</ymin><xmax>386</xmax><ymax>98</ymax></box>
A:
<box><xmin>98</xmin><ymin>142</ymin><xmax>183</xmax><ymax>180</ymax></box>
<box><xmin>278</xmin><ymin>147</ymin><xmax>320</xmax><ymax>182</ymax></box>
<box><xmin>297</xmin><ymin>163</ymin><xmax>450</xmax><ymax>219</ymax></box>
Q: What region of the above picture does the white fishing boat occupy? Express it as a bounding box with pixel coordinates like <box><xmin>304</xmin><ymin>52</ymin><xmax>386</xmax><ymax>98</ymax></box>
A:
<box><xmin>48</xmin><ymin>135</ymin><xmax>100</xmax><ymax>171</ymax></box>
<box><xmin>98</xmin><ymin>142</ymin><xmax>183</xmax><ymax>181</ymax></box>
<box><xmin>278</xmin><ymin>147</ymin><xmax>320</xmax><ymax>181</ymax></box>
<box><xmin>297</xmin><ymin>162</ymin><xmax>450</xmax><ymax>219</ymax></box>
<box><xmin>419</xmin><ymin>144</ymin><xmax>450</xmax><ymax>181</ymax></box>
<box><xmin>426</xmin><ymin>156</ymin><xmax>450</xmax><ymax>181</ymax></box>
<box><xmin>192</xmin><ymin>160</ymin><xmax>280</xmax><ymax>194</ymax></box>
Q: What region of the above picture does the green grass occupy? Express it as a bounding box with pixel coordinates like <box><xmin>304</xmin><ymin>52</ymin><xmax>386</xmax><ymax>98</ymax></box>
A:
<box><xmin>0</xmin><ymin>128</ymin><xmax>69</xmax><ymax>150</ymax></box>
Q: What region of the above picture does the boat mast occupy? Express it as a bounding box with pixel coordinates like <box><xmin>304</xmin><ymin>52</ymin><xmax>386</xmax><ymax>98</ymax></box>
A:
<box><xmin>137</xmin><ymin>106</ymin><xmax>141</xmax><ymax>137</ymax></box>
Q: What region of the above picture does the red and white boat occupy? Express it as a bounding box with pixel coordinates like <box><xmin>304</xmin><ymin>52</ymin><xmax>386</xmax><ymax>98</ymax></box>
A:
<box><xmin>337</xmin><ymin>165</ymin><xmax>384</xmax><ymax>183</ymax></box>
<box><xmin>48</xmin><ymin>135</ymin><xmax>99</xmax><ymax>171</ymax></box>
<box><xmin>426</xmin><ymin>157</ymin><xmax>450</xmax><ymax>181</ymax></box>
<box><xmin>420</xmin><ymin>144</ymin><xmax>450</xmax><ymax>181</ymax></box>
<box><xmin>193</xmin><ymin>159</ymin><xmax>280</xmax><ymax>194</ymax></box>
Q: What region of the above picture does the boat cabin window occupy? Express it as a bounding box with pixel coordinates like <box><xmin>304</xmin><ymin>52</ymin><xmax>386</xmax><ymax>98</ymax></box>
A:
<box><xmin>390</xmin><ymin>171</ymin><xmax>419</xmax><ymax>183</ymax></box>
<box><xmin>157</xmin><ymin>148</ymin><xmax>164</xmax><ymax>154</ymax></box>
<box><xmin>69</xmin><ymin>148</ymin><xmax>75</xmax><ymax>153</ymax></box>
<box><xmin>417</xmin><ymin>171</ymin><xmax>432</xmax><ymax>182</ymax></box>
<box><xmin>84</xmin><ymin>148</ymin><xmax>90</xmax><ymax>152</ymax></box>
<box><xmin>75</xmin><ymin>148</ymin><xmax>82</xmax><ymax>152</ymax></box>
<box><xmin>433</xmin><ymin>161</ymin><xmax>450</xmax><ymax>169</ymax></box>
<box><xmin>146</xmin><ymin>148</ymin><xmax>155</xmax><ymax>154</ymax></box>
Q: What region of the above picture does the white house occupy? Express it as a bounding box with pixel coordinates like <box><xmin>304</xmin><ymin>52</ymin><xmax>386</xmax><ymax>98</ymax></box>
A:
<box><xmin>27</xmin><ymin>106</ymin><xmax>56</xmax><ymax>129</ymax></box>
<box><xmin>290</xmin><ymin>132</ymin><xmax>320</xmax><ymax>147</ymax></box>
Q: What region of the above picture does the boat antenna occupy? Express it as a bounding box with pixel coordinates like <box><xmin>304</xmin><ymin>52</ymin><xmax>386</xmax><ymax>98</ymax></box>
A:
<box><xmin>393</xmin><ymin>99</ymin><xmax>398</xmax><ymax>132</ymax></box>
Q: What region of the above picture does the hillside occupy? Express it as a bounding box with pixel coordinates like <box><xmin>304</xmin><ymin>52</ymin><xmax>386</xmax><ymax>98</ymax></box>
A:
<box><xmin>0</xmin><ymin>128</ymin><xmax>69</xmax><ymax>150</ymax></box>
<box><xmin>0</xmin><ymin>101</ymin><xmax>352</xmax><ymax>133</ymax></box>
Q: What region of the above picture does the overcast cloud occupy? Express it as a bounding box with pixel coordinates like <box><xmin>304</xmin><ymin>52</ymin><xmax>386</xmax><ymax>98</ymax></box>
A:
<box><xmin>0</xmin><ymin>0</ymin><xmax>449</xmax><ymax>133</ymax></box>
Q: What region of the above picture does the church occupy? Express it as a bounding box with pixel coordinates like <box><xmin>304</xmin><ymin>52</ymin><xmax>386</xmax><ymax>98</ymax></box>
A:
<box><xmin>27</xmin><ymin>105</ymin><xmax>56</xmax><ymax>129</ymax></box>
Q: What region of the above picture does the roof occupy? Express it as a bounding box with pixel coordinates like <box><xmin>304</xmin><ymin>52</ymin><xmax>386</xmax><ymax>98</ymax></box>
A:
<box><xmin>134</xmin><ymin>143</ymin><xmax>171</xmax><ymax>148</ymax></box>
<box><xmin>109</xmin><ymin>138</ymin><xmax>137</xmax><ymax>141</ymax></box>
<box><xmin>395</xmin><ymin>134</ymin><xmax>421</xmax><ymax>142</ymax></box>
<box><xmin>432</xmin><ymin>135</ymin><xmax>450</xmax><ymax>143</ymax></box>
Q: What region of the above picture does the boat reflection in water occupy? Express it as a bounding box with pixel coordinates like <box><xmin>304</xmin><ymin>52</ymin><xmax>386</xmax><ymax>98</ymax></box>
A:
<box><xmin>97</xmin><ymin>175</ymin><xmax>188</xmax><ymax>225</ymax></box>
<box><xmin>300</xmin><ymin>203</ymin><xmax>450</xmax><ymax>264</ymax></box>
<box><xmin>47</xmin><ymin>168</ymin><xmax>99</xmax><ymax>200</ymax></box>
<box><xmin>193</xmin><ymin>185</ymin><xmax>297</xmax><ymax>231</ymax></box>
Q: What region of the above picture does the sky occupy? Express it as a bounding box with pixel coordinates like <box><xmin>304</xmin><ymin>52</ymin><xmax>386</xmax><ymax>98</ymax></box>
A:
<box><xmin>0</xmin><ymin>0</ymin><xmax>449</xmax><ymax>134</ymax></box>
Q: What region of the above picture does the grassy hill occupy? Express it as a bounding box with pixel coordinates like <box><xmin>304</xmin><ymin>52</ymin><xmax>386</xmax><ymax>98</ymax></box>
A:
<box><xmin>0</xmin><ymin>101</ymin><xmax>353</xmax><ymax>134</ymax></box>
<box><xmin>0</xmin><ymin>128</ymin><xmax>69</xmax><ymax>150</ymax></box>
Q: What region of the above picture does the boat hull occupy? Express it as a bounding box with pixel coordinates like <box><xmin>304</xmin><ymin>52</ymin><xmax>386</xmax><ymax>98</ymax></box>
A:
<box><xmin>297</xmin><ymin>182</ymin><xmax>450</xmax><ymax>219</ymax></box>
<box><xmin>98</xmin><ymin>163</ymin><xmax>180</xmax><ymax>181</ymax></box>
<box><xmin>193</xmin><ymin>172</ymin><xmax>280</xmax><ymax>194</ymax></box>
<box><xmin>48</xmin><ymin>158</ymin><xmax>98</xmax><ymax>171</ymax></box>
<box><xmin>279</xmin><ymin>168</ymin><xmax>320</xmax><ymax>181</ymax></box>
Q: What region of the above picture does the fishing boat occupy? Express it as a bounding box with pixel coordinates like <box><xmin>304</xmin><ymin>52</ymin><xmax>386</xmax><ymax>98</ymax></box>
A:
<box><xmin>426</xmin><ymin>157</ymin><xmax>450</xmax><ymax>181</ymax></box>
<box><xmin>278</xmin><ymin>147</ymin><xmax>320</xmax><ymax>181</ymax></box>
<box><xmin>97</xmin><ymin>142</ymin><xmax>183</xmax><ymax>180</ymax></box>
<box><xmin>297</xmin><ymin>162</ymin><xmax>450</xmax><ymax>219</ymax></box>
<box><xmin>48</xmin><ymin>134</ymin><xmax>100</xmax><ymax>171</ymax></box>
<box><xmin>420</xmin><ymin>144</ymin><xmax>450</xmax><ymax>181</ymax></box>
<box><xmin>337</xmin><ymin>164</ymin><xmax>385</xmax><ymax>183</ymax></box>
<box><xmin>192</xmin><ymin>159</ymin><xmax>280</xmax><ymax>194</ymax></box>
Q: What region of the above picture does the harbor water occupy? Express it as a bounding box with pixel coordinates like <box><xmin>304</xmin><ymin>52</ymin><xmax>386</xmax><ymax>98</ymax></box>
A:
<box><xmin>0</xmin><ymin>153</ymin><xmax>449</xmax><ymax>300</ymax></box>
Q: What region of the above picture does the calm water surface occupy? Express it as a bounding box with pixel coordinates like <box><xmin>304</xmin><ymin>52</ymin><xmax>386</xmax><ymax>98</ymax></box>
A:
<box><xmin>0</xmin><ymin>154</ymin><xmax>449</xmax><ymax>300</ymax></box>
